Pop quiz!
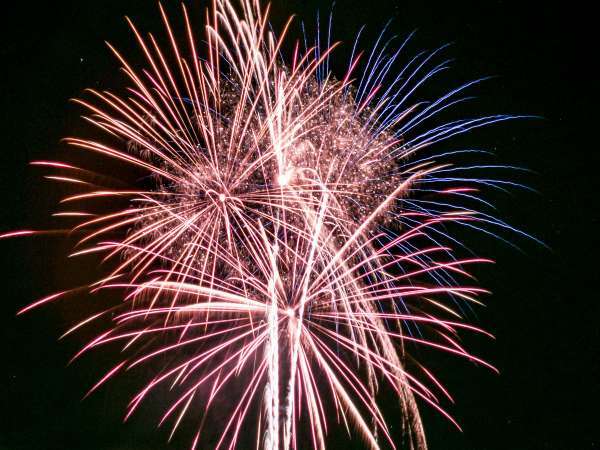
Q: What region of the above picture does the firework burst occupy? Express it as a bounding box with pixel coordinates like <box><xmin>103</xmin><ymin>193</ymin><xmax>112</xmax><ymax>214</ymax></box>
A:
<box><xmin>5</xmin><ymin>1</ymin><xmax>532</xmax><ymax>449</ymax></box>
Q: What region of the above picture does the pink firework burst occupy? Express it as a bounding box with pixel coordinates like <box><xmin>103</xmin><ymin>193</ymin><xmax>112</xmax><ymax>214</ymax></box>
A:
<box><xmin>6</xmin><ymin>1</ymin><xmax>534</xmax><ymax>449</ymax></box>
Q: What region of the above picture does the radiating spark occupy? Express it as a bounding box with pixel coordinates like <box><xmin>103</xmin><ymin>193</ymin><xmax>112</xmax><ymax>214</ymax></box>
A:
<box><xmin>0</xmin><ymin>230</ymin><xmax>36</xmax><ymax>240</ymax></box>
<box><xmin>17</xmin><ymin>291</ymin><xmax>67</xmax><ymax>316</ymax></box>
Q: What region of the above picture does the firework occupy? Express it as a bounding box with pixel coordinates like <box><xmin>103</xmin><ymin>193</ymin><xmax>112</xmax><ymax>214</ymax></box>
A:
<box><xmin>5</xmin><ymin>0</ymin><xmax>529</xmax><ymax>449</ymax></box>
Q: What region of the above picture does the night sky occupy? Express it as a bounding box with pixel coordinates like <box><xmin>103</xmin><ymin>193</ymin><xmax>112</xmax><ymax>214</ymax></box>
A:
<box><xmin>0</xmin><ymin>1</ymin><xmax>596</xmax><ymax>449</ymax></box>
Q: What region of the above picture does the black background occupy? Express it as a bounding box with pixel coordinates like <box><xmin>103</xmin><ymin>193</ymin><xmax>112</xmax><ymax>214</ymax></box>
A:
<box><xmin>0</xmin><ymin>1</ymin><xmax>597</xmax><ymax>449</ymax></box>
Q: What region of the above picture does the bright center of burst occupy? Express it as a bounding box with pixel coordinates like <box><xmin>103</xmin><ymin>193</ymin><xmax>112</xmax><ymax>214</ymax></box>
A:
<box><xmin>277</xmin><ymin>171</ymin><xmax>292</xmax><ymax>186</ymax></box>
<box><xmin>218</xmin><ymin>193</ymin><xmax>226</xmax><ymax>202</ymax></box>
<box><xmin>285</xmin><ymin>307</ymin><xmax>295</xmax><ymax>319</ymax></box>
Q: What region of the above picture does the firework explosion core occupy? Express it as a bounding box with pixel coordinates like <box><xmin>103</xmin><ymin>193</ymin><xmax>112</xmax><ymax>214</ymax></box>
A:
<box><xmin>5</xmin><ymin>1</ymin><xmax>528</xmax><ymax>449</ymax></box>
